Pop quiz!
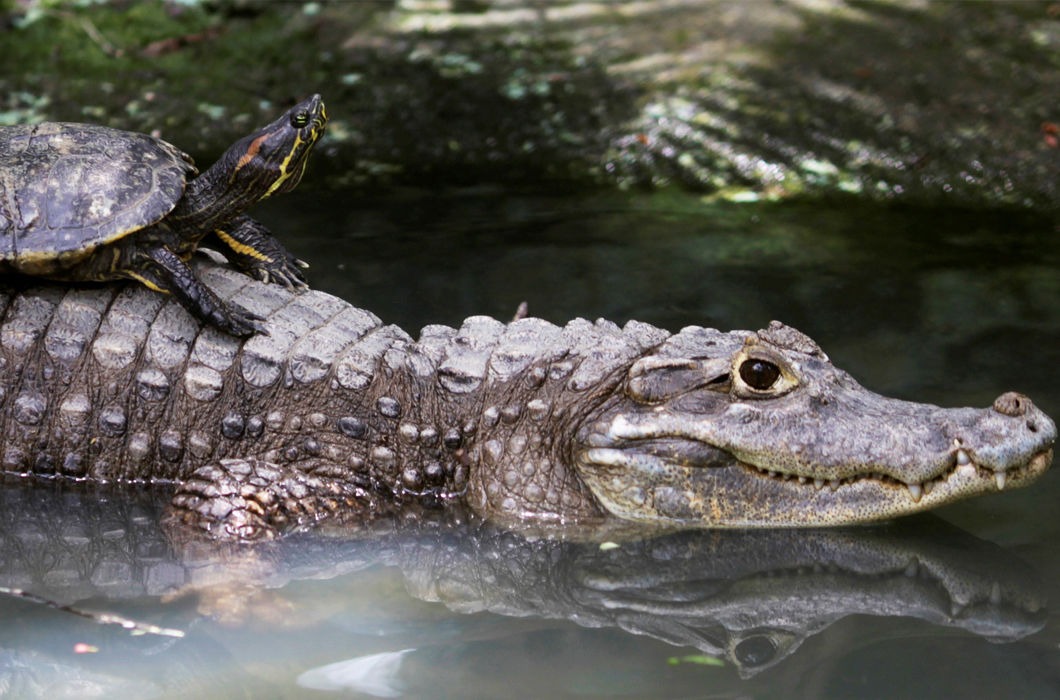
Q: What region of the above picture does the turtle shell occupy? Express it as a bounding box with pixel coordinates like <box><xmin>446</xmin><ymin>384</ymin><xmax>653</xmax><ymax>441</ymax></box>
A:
<box><xmin>0</xmin><ymin>122</ymin><xmax>197</xmax><ymax>269</ymax></box>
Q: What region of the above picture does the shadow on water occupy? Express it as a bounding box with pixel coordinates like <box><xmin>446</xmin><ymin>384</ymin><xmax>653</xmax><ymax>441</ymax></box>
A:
<box><xmin>0</xmin><ymin>481</ymin><xmax>1051</xmax><ymax>698</ymax></box>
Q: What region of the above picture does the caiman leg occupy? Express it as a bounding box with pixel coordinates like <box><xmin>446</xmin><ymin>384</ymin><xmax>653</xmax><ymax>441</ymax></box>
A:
<box><xmin>165</xmin><ymin>458</ymin><xmax>376</xmax><ymax>540</ymax></box>
<box><xmin>133</xmin><ymin>245</ymin><xmax>266</xmax><ymax>337</ymax></box>
<box><xmin>207</xmin><ymin>215</ymin><xmax>309</xmax><ymax>290</ymax></box>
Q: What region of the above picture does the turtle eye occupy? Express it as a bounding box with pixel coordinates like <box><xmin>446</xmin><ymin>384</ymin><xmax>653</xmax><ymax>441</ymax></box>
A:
<box><xmin>738</xmin><ymin>359</ymin><xmax>780</xmax><ymax>391</ymax></box>
<box><xmin>290</xmin><ymin>110</ymin><xmax>310</xmax><ymax>128</ymax></box>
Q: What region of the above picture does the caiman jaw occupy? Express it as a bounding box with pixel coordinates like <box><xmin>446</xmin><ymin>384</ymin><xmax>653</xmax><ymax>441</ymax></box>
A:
<box><xmin>577</xmin><ymin>395</ymin><xmax>1056</xmax><ymax>527</ymax></box>
<box><xmin>733</xmin><ymin>442</ymin><xmax>1054</xmax><ymax>503</ymax></box>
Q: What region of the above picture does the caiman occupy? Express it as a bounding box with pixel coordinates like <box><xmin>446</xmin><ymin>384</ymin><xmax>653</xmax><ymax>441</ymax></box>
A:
<box><xmin>0</xmin><ymin>261</ymin><xmax>1052</xmax><ymax>538</ymax></box>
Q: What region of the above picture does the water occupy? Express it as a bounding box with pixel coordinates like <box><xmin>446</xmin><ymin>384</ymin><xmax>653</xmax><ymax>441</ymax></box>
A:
<box><xmin>1</xmin><ymin>189</ymin><xmax>1058</xmax><ymax>698</ymax></box>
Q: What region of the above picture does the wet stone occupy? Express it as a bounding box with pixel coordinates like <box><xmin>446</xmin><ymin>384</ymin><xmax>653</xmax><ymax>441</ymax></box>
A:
<box><xmin>338</xmin><ymin>416</ymin><xmax>367</xmax><ymax>439</ymax></box>
<box><xmin>377</xmin><ymin>397</ymin><xmax>401</xmax><ymax>418</ymax></box>
<box><xmin>221</xmin><ymin>413</ymin><xmax>245</xmax><ymax>440</ymax></box>
<box><xmin>98</xmin><ymin>405</ymin><xmax>127</xmax><ymax>437</ymax></box>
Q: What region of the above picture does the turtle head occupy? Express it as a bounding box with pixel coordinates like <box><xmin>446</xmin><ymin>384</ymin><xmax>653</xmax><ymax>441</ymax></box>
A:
<box><xmin>223</xmin><ymin>94</ymin><xmax>327</xmax><ymax>201</ymax></box>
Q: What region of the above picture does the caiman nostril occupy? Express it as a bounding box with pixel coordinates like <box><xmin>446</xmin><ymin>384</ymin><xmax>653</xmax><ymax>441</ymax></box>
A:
<box><xmin>993</xmin><ymin>391</ymin><xmax>1029</xmax><ymax>417</ymax></box>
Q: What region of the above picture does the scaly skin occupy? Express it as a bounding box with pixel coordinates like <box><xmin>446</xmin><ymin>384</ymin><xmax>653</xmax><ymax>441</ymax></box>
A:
<box><xmin>0</xmin><ymin>261</ymin><xmax>1052</xmax><ymax>538</ymax></box>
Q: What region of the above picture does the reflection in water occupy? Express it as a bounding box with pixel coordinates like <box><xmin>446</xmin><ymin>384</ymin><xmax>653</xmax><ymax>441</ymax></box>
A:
<box><xmin>0</xmin><ymin>481</ymin><xmax>1046</xmax><ymax>696</ymax></box>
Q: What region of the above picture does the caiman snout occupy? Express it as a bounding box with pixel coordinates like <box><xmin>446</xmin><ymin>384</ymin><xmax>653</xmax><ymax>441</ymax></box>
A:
<box><xmin>993</xmin><ymin>391</ymin><xmax>1031</xmax><ymax>417</ymax></box>
<box><xmin>990</xmin><ymin>391</ymin><xmax>1055</xmax><ymax>444</ymax></box>
<box><xmin>963</xmin><ymin>391</ymin><xmax>1056</xmax><ymax>480</ymax></box>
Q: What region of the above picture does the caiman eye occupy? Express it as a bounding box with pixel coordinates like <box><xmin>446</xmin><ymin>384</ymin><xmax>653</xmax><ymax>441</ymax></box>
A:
<box><xmin>739</xmin><ymin>359</ymin><xmax>780</xmax><ymax>390</ymax></box>
<box><xmin>290</xmin><ymin>110</ymin><xmax>310</xmax><ymax>128</ymax></box>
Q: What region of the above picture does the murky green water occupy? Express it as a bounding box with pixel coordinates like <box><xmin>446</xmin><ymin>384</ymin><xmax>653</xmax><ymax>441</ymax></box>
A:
<box><xmin>1</xmin><ymin>190</ymin><xmax>1058</xmax><ymax>698</ymax></box>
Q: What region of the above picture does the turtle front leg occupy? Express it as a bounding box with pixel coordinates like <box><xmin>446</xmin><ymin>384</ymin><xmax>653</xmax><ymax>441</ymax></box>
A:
<box><xmin>208</xmin><ymin>215</ymin><xmax>309</xmax><ymax>290</ymax></box>
<box><xmin>135</xmin><ymin>245</ymin><xmax>266</xmax><ymax>337</ymax></box>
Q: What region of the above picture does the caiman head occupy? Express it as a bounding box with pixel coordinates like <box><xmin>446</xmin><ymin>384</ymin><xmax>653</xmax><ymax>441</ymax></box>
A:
<box><xmin>575</xmin><ymin>321</ymin><xmax>1055</xmax><ymax>526</ymax></box>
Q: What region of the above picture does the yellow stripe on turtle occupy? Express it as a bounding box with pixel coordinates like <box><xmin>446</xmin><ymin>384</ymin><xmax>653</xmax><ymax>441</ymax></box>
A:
<box><xmin>125</xmin><ymin>271</ymin><xmax>168</xmax><ymax>293</ymax></box>
<box><xmin>263</xmin><ymin>133</ymin><xmax>306</xmax><ymax>198</ymax></box>
<box><xmin>215</xmin><ymin>229</ymin><xmax>273</xmax><ymax>262</ymax></box>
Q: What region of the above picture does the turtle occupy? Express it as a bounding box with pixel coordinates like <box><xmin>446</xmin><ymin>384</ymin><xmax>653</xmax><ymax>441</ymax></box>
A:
<box><xmin>0</xmin><ymin>94</ymin><xmax>328</xmax><ymax>336</ymax></box>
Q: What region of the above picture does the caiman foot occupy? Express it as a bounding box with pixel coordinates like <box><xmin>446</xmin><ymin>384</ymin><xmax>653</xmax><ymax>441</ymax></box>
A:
<box><xmin>163</xmin><ymin>458</ymin><xmax>371</xmax><ymax>540</ymax></box>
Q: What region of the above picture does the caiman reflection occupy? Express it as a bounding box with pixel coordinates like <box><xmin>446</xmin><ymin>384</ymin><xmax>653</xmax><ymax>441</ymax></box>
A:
<box><xmin>0</xmin><ymin>483</ymin><xmax>1046</xmax><ymax>694</ymax></box>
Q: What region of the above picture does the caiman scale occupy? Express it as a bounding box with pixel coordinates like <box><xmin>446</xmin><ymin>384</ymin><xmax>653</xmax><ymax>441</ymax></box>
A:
<box><xmin>0</xmin><ymin>261</ymin><xmax>1052</xmax><ymax>538</ymax></box>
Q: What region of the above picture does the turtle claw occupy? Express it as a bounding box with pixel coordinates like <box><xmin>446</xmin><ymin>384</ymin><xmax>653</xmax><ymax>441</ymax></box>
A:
<box><xmin>212</xmin><ymin>216</ymin><xmax>310</xmax><ymax>293</ymax></box>
<box><xmin>223</xmin><ymin>306</ymin><xmax>269</xmax><ymax>338</ymax></box>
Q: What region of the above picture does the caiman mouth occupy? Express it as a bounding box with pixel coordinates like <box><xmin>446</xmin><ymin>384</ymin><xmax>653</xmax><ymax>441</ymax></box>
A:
<box><xmin>578</xmin><ymin>433</ymin><xmax>1054</xmax><ymax>527</ymax></box>
<box><xmin>734</xmin><ymin>444</ymin><xmax>1054</xmax><ymax>502</ymax></box>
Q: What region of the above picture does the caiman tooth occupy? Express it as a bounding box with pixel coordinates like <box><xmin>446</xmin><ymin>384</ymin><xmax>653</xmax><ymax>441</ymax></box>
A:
<box><xmin>906</xmin><ymin>482</ymin><xmax>923</xmax><ymax>503</ymax></box>
<box><xmin>922</xmin><ymin>479</ymin><xmax>935</xmax><ymax>495</ymax></box>
<box><xmin>956</xmin><ymin>449</ymin><xmax>971</xmax><ymax>466</ymax></box>
<box><xmin>828</xmin><ymin>479</ymin><xmax>840</xmax><ymax>491</ymax></box>
<box><xmin>814</xmin><ymin>478</ymin><xmax>825</xmax><ymax>490</ymax></box>
<box><xmin>994</xmin><ymin>471</ymin><xmax>1007</xmax><ymax>491</ymax></box>
<box><xmin>797</xmin><ymin>476</ymin><xmax>807</xmax><ymax>484</ymax></box>
<box><xmin>989</xmin><ymin>582</ymin><xmax>1002</xmax><ymax>605</ymax></box>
